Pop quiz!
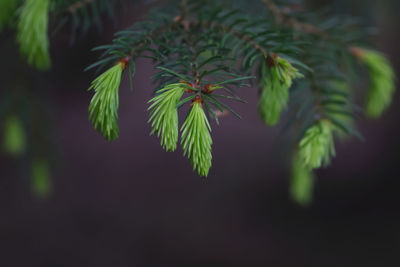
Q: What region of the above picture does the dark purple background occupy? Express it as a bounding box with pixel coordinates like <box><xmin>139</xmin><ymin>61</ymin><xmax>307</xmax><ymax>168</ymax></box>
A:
<box><xmin>1</xmin><ymin>1</ymin><xmax>400</xmax><ymax>266</ymax></box>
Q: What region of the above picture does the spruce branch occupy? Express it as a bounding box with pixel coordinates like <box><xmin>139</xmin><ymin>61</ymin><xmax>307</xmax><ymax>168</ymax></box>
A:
<box><xmin>82</xmin><ymin>0</ymin><xmax>396</xmax><ymax>184</ymax></box>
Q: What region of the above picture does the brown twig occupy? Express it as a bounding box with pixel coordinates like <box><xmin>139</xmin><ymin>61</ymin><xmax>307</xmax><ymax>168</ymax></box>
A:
<box><xmin>67</xmin><ymin>0</ymin><xmax>95</xmax><ymax>14</ymax></box>
<box><xmin>124</xmin><ymin>22</ymin><xmax>177</xmax><ymax>62</ymax></box>
<box><xmin>262</xmin><ymin>0</ymin><xmax>323</xmax><ymax>35</ymax></box>
<box><xmin>202</xmin><ymin>21</ymin><xmax>271</xmax><ymax>58</ymax></box>
<box><xmin>262</xmin><ymin>0</ymin><xmax>364</xmax><ymax>59</ymax></box>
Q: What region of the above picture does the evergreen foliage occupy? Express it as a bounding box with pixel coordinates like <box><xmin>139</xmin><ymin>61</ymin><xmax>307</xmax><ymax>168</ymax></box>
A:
<box><xmin>0</xmin><ymin>0</ymin><xmax>397</xmax><ymax>204</ymax></box>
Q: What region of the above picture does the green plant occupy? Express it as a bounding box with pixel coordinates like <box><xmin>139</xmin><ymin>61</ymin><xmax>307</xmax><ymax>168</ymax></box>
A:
<box><xmin>0</xmin><ymin>0</ymin><xmax>396</xmax><ymax>205</ymax></box>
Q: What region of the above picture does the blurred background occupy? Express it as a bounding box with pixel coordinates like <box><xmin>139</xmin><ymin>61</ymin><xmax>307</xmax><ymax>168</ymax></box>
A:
<box><xmin>1</xmin><ymin>0</ymin><xmax>400</xmax><ymax>266</ymax></box>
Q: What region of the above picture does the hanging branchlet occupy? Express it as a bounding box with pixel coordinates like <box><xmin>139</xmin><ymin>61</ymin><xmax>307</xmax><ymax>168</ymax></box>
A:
<box><xmin>350</xmin><ymin>47</ymin><xmax>396</xmax><ymax>118</ymax></box>
<box><xmin>258</xmin><ymin>55</ymin><xmax>303</xmax><ymax>126</ymax></box>
<box><xmin>148</xmin><ymin>83</ymin><xmax>187</xmax><ymax>152</ymax></box>
<box><xmin>17</xmin><ymin>0</ymin><xmax>51</xmax><ymax>70</ymax></box>
<box><xmin>181</xmin><ymin>98</ymin><xmax>213</xmax><ymax>177</ymax></box>
<box><xmin>0</xmin><ymin>0</ymin><xmax>18</xmax><ymax>31</ymax></box>
<box><xmin>88</xmin><ymin>59</ymin><xmax>127</xmax><ymax>141</ymax></box>
<box><xmin>298</xmin><ymin>119</ymin><xmax>336</xmax><ymax>170</ymax></box>
<box><xmin>290</xmin><ymin>153</ymin><xmax>315</xmax><ymax>206</ymax></box>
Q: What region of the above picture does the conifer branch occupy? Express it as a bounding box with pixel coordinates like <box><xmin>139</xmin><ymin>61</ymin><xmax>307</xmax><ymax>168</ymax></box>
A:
<box><xmin>78</xmin><ymin>0</ymin><xmax>395</xmax><ymax>192</ymax></box>
<box><xmin>1</xmin><ymin>0</ymin><xmax>397</xmax><ymax>204</ymax></box>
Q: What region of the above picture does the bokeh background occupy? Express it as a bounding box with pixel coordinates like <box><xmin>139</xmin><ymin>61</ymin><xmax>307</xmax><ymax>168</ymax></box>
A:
<box><xmin>1</xmin><ymin>0</ymin><xmax>400</xmax><ymax>266</ymax></box>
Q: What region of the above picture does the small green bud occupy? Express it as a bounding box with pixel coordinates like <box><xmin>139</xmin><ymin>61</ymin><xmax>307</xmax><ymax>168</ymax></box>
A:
<box><xmin>298</xmin><ymin>120</ymin><xmax>336</xmax><ymax>170</ymax></box>
<box><xmin>351</xmin><ymin>47</ymin><xmax>396</xmax><ymax>118</ymax></box>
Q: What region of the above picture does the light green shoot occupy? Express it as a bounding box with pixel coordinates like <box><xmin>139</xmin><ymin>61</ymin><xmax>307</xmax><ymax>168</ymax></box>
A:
<box><xmin>0</xmin><ymin>0</ymin><xmax>18</xmax><ymax>31</ymax></box>
<box><xmin>32</xmin><ymin>159</ymin><xmax>52</xmax><ymax>199</ymax></box>
<box><xmin>17</xmin><ymin>0</ymin><xmax>51</xmax><ymax>70</ymax></box>
<box><xmin>148</xmin><ymin>83</ymin><xmax>186</xmax><ymax>152</ymax></box>
<box><xmin>258</xmin><ymin>56</ymin><xmax>303</xmax><ymax>126</ymax></box>
<box><xmin>181</xmin><ymin>100</ymin><xmax>213</xmax><ymax>177</ymax></box>
<box><xmin>290</xmin><ymin>154</ymin><xmax>315</xmax><ymax>206</ymax></box>
<box><xmin>3</xmin><ymin>115</ymin><xmax>26</xmax><ymax>157</ymax></box>
<box><xmin>361</xmin><ymin>49</ymin><xmax>396</xmax><ymax>118</ymax></box>
<box><xmin>89</xmin><ymin>62</ymin><xmax>125</xmax><ymax>141</ymax></box>
<box><xmin>298</xmin><ymin>119</ymin><xmax>336</xmax><ymax>170</ymax></box>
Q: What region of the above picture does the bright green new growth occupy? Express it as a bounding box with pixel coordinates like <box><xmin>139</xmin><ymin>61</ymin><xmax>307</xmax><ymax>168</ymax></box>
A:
<box><xmin>89</xmin><ymin>62</ymin><xmax>124</xmax><ymax>141</ymax></box>
<box><xmin>298</xmin><ymin>120</ymin><xmax>336</xmax><ymax>170</ymax></box>
<box><xmin>258</xmin><ymin>57</ymin><xmax>303</xmax><ymax>126</ymax></box>
<box><xmin>290</xmin><ymin>154</ymin><xmax>315</xmax><ymax>206</ymax></box>
<box><xmin>3</xmin><ymin>115</ymin><xmax>26</xmax><ymax>157</ymax></box>
<box><xmin>362</xmin><ymin>49</ymin><xmax>396</xmax><ymax>118</ymax></box>
<box><xmin>181</xmin><ymin>101</ymin><xmax>213</xmax><ymax>177</ymax></box>
<box><xmin>0</xmin><ymin>0</ymin><xmax>18</xmax><ymax>31</ymax></box>
<box><xmin>17</xmin><ymin>0</ymin><xmax>51</xmax><ymax>70</ymax></box>
<box><xmin>148</xmin><ymin>83</ymin><xmax>186</xmax><ymax>152</ymax></box>
<box><xmin>32</xmin><ymin>159</ymin><xmax>52</xmax><ymax>198</ymax></box>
